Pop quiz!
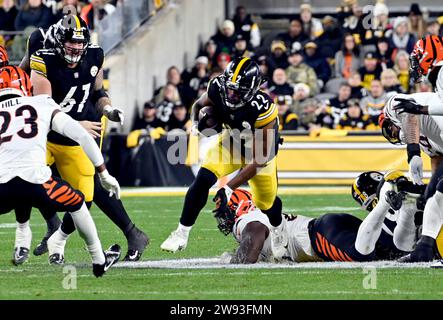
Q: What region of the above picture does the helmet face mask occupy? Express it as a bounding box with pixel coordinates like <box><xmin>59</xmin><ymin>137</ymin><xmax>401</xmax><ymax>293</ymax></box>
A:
<box><xmin>221</xmin><ymin>58</ymin><xmax>262</xmax><ymax>109</ymax></box>
<box><xmin>379</xmin><ymin>113</ymin><xmax>402</xmax><ymax>145</ymax></box>
<box><xmin>54</xmin><ymin>16</ymin><xmax>90</xmax><ymax>65</ymax></box>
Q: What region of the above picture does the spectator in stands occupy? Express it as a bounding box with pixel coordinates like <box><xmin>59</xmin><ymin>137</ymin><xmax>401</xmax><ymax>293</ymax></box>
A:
<box><xmin>299</xmin><ymin>3</ymin><xmax>323</xmax><ymax>40</ymax></box>
<box><xmin>210</xmin><ymin>19</ymin><xmax>236</xmax><ymax>54</ymax></box>
<box><xmin>132</xmin><ymin>101</ymin><xmax>162</xmax><ymax>131</ymax></box>
<box><xmin>81</xmin><ymin>0</ymin><xmax>115</xmax><ymax>30</ymax></box>
<box><xmin>231</xmin><ymin>34</ymin><xmax>253</xmax><ymax>59</ymax></box>
<box><xmin>347</xmin><ymin>71</ymin><xmax>367</xmax><ymax>99</ymax></box>
<box><xmin>285</xmin><ymin>43</ymin><xmax>318</xmax><ymax>96</ymax></box>
<box><xmin>154</xmin><ymin>66</ymin><xmax>193</xmax><ymax>108</ymax></box>
<box><xmin>14</xmin><ymin>0</ymin><xmax>53</xmax><ymax>31</ymax></box>
<box><xmin>380</xmin><ymin>68</ymin><xmax>404</xmax><ymax>96</ymax></box>
<box><xmin>0</xmin><ymin>0</ymin><xmax>18</xmax><ymax>37</ymax></box>
<box><xmin>215</xmin><ymin>52</ymin><xmax>231</xmax><ymax>71</ymax></box>
<box><xmin>408</xmin><ymin>3</ymin><xmax>426</xmax><ymax>40</ymax></box>
<box><xmin>256</xmin><ymin>55</ymin><xmax>270</xmax><ymax>84</ymax></box>
<box><xmin>276</xmin><ymin>95</ymin><xmax>298</xmax><ymax>131</ymax></box>
<box><xmin>337</xmin><ymin>98</ymin><xmax>371</xmax><ymax>130</ymax></box>
<box><xmin>268</xmin><ymin>68</ymin><xmax>293</xmax><ymax>100</ymax></box>
<box><xmin>426</xmin><ymin>20</ymin><xmax>441</xmax><ymax>36</ymax></box>
<box><xmin>389</xmin><ymin>16</ymin><xmax>416</xmax><ymax>55</ymax></box>
<box><xmin>358</xmin><ymin>51</ymin><xmax>382</xmax><ymax>90</ymax></box>
<box><xmin>55</xmin><ymin>0</ymin><xmax>84</xmax><ymax>21</ymax></box>
<box><xmin>375</xmin><ymin>37</ymin><xmax>394</xmax><ymax>69</ymax></box>
<box><xmin>299</xmin><ymin>98</ymin><xmax>326</xmax><ymax>131</ymax></box>
<box><xmin>232</xmin><ymin>5</ymin><xmax>260</xmax><ymax>48</ymax></box>
<box><xmin>316</xmin><ymin>15</ymin><xmax>343</xmax><ymax>59</ymax></box>
<box><xmin>393</xmin><ymin>50</ymin><xmax>410</xmax><ymax>93</ymax></box>
<box><xmin>335</xmin><ymin>33</ymin><xmax>361</xmax><ymax>79</ymax></box>
<box><xmin>167</xmin><ymin>101</ymin><xmax>191</xmax><ymax>132</ymax></box>
<box><xmin>268</xmin><ymin>40</ymin><xmax>289</xmax><ymax>73</ymax></box>
<box><xmin>303</xmin><ymin>41</ymin><xmax>330</xmax><ymax>88</ymax></box>
<box><xmin>326</xmin><ymin>82</ymin><xmax>352</xmax><ymax>125</ymax></box>
<box><xmin>182</xmin><ymin>56</ymin><xmax>209</xmax><ymax>103</ymax></box>
<box><xmin>362</xmin><ymin>0</ymin><xmax>391</xmax><ymax>46</ymax></box>
<box><xmin>291</xmin><ymin>83</ymin><xmax>310</xmax><ymax>116</ymax></box>
<box><xmin>276</xmin><ymin>18</ymin><xmax>308</xmax><ymax>51</ymax></box>
<box><xmin>199</xmin><ymin>39</ymin><xmax>218</xmax><ymax>71</ymax></box>
<box><xmin>338</xmin><ymin>0</ymin><xmax>365</xmax><ymax>43</ymax></box>
<box><xmin>360</xmin><ymin>79</ymin><xmax>387</xmax><ymax>124</ymax></box>
<box><xmin>156</xmin><ymin>82</ymin><xmax>180</xmax><ymax>128</ymax></box>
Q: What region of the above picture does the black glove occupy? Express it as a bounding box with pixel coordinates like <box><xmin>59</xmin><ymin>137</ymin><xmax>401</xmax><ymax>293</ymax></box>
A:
<box><xmin>212</xmin><ymin>187</ymin><xmax>234</xmax><ymax>235</ymax></box>
<box><xmin>393</xmin><ymin>98</ymin><xmax>427</xmax><ymax>115</ymax></box>
<box><xmin>385</xmin><ymin>190</ymin><xmax>405</xmax><ymax>211</ymax></box>
<box><xmin>409</xmin><ymin>55</ymin><xmax>422</xmax><ymax>85</ymax></box>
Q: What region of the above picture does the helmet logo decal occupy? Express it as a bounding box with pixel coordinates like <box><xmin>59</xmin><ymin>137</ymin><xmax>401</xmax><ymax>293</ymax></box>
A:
<box><xmin>90</xmin><ymin>66</ymin><xmax>98</xmax><ymax>77</ymax></box>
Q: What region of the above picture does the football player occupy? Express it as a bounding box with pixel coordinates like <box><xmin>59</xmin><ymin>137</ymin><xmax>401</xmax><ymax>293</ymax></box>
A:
<box><xmin>26</xmin><ymin>16</ymin><xmax>148</xmax><ymax>262</ymax></box>
<box><xmin>219</xmin><ymin>172</ymin><xmax>425</xmax><ymax>264</ymax></box>
<box><xmin>161</xmin><ymin>57</ymin><xmax>287</xmax><ymax>259</ymax></box>
<box><xmin>0</xmin><ymin>66</ymin><xmax>120</xmax><ymax>276</ymax></box>
<box><xmin>0</xmin><ymin>46</ymin><xmax>8</xmax><ymax>68</ymax></box>
<box><xmin>384</xmin><ymin>35</ymin><xmax>443</xmax><ymax>263</ymax></box>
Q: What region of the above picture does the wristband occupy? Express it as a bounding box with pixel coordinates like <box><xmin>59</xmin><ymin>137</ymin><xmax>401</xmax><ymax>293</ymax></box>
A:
<box><xmin>407</xmin><ymin>143</ymin><xmax>420</xmax><ymax>163</ymax></box>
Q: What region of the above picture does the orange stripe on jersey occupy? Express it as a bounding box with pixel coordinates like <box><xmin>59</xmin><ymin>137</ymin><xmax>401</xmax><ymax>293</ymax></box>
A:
<box><xmin>65</xmin><ymin>194</ymin><xmax>81</xmax><ymax>206</ymax></box>
<box><xmin>344</xmin><ymin>252</ymin><xmax>353</xmax><ymax>262</ymax></box>
<box><xmin>49</xmin><ymin>185</ymin><xmax>69</xmax><ymax>200</ymax></box>
<box><xmin>324</xmin><ymin>240</ymin><xmax>335</xmax><ymax>261</ymax></box>
<box><xmin>317</xmin><ymin>233</ymin><xmax>327</xmax><ymax>256</ymax></box>
<box><xmin>329</xmin><ymin>244</ymin><xmax>343</xmax><ymax>262</ymax></box>
<box><xmin>338</xmin><ymin>249</ymin><xmax>350</xmax><ymax>262</ymax></box>
<box><xmin>315</xmin><ymin>238</ymin><xmax>322</xmax><ymax>255</ymax></box>
<box><xmin>56</xmin><ymin>189</ymin><xmax>75</xmax><ymax>204</ymax></box>
<box><xmin>71</xmin><ymin>194</ymin><xmax>83</xmax><ymax>206</ymax></box>
<box><xmin>43</xmin><ymin>180</ymin><xmax>57</xmax><ymax>195</ymax></box>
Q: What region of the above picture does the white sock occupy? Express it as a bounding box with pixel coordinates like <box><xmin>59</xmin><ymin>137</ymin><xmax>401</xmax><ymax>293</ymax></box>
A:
<box><xmin>355</xmin><ymin>200</ymin><xmax>389</xmax><ymax>255</ymax></box>
<box><xmin>15</xmin><ymin>221</ymin><xmax>32</xmax><ymax>249</ymax></box>
<box><xmin>422</xmin><ymin>192</ymin><xmax>443</xmax><ymax>239</ymax></box>
<box><xmin>393</xmin><ymin>204</ymin><xmax>417</xmax><ymax>252</ymax></box>
<box><xmin>70</xmin><ymin>203</ymin><xmax>105</xmax><ymax>265</ymax></box>
<box><xmin>178</xmin><ymin>223</ymin><xmax>192</xmax><ymax>236</ymax></box>
<box><xmin>47</xmin><ymin>228</ymin><xmax>69</xmax><ymax>255</ymax></box>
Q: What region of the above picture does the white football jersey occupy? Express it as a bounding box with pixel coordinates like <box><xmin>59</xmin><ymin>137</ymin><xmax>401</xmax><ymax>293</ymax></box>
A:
<box><xmin>0</xmin><ymin>94</ymin><xmax>60</xmax><ymax>184</ymax></box>
<box><xmin>233</xmin><ymin>209</ymin><xmax>321</xmax><ymax>262</ymax></box>
<box><xmin>384</xmin><ymin>92</ymin><xmax>443</xmax><ymax>157</ymax></box>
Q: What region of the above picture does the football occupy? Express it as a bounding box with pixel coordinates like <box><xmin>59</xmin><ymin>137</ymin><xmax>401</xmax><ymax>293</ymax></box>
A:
<box><xmin>197</xmin><ymin>106</ymin><xmax>222</xmax><ymax>136</ymax></box>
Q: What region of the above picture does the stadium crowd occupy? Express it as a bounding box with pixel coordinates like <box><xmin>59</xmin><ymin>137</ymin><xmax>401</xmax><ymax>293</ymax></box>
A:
<box><xmin>131</xmin><ymin>0</ymin><xmax>443</xmax><ymax>136</ymax></box>
<box><xmin>1</xmin><ymin>0</ymin><xmax>443</xmax><ymax>135</ymax></box>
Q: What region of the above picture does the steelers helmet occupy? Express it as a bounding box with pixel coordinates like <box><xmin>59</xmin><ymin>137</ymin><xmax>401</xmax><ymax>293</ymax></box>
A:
<box><xmin>53</xmin><ymin>15</ymin><xmax>90</xmax><ymax>64</ymax></box>
<box><xmin>220</xmin><ymin>57</ymin><xmax>262</xmax><ymax>109</ymax></box>
<box><xmin>352</xmin><ymin>171</ymin><xmax>384</xmax><ymax>212</ymax></box>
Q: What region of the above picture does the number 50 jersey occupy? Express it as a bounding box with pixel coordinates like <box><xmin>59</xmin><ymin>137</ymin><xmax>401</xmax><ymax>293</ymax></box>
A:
<box><xmin>30</xmin><ymin>46</ymin><xmax>104</xmax><ymax>145</ymax></box>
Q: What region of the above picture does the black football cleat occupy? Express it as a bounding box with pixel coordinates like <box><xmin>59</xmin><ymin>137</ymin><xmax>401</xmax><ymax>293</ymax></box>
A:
<box><xmin>33</xmin><ymin>216</ymin><xmax>61</xmax><ymax>256</ymax></box>
<box><xmin>49</xmin><ymin>253</ymin><xmax>65</xmax><ymax>265</ymax></box>
<box><xmin>398</xmin><ymin>235</ymin><xmax>435</xmax><ymax>263</ymax></box>
<box><xmin>12</xmin><ymin>247</ymin><xmax>30</xmax><ymax>266</ymax></box>
<box><xmin>124</xmin><ymin>225</ymin><xmax>149</xmax><ymax>262</ymax></box>
<box><xmin>93</xmin><ymin>244</ymin><xmax>121</xmax><ymax>278</ymax></box>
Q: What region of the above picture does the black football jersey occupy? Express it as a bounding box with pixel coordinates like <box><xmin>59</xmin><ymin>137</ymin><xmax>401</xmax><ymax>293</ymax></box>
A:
<box><xmin>27</xmin><ymin>28</ymin><xmax>47</xmax><ymax>59</ymax></box>
<box><xmin>30</xmin><ymin>46</ymin><xmax>104</xmax><ymax>145</ymax></box>
<box><xmin>207</xmin><ymin>75</ymin><xmax>280</xmax><ymax>157</ymax></box>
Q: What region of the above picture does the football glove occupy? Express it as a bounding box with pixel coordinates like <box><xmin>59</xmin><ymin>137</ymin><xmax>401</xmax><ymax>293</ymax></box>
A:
<box><xmin>98</xmin><ymin>169</ymin><xmax>121</xmax><ymax>199</ymax></box>
<box><xmin>409</xmin><ymin>155</ymin><xmax>424</xmax><ymax>185</ymax></box>
<box><xmin>393</xmin><ymin>98</ymin><xmax>427</xmax><ymax>115</ymax></box>
<box><xmin>104</xmin><ymin>105</ymin><xmax>125</xmax><ymax>125</ymax></box>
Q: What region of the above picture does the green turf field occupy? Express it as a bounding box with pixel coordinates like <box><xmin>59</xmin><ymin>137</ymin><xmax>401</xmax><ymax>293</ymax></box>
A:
<box><xmin>0</xmin><ymin>193</ymin><xmax>442</xmax><ymax>300</ymax></box>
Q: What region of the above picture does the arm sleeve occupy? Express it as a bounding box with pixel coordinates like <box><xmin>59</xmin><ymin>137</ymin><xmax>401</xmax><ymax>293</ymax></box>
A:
<box><xmin>51</xmin><ymin>112</ymin><xmax>104</xmax><ymax>167</ymax></box>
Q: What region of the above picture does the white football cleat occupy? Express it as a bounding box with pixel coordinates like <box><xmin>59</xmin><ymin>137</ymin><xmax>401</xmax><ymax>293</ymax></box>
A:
<box><xmin>160</xmin><ymin>229</ymin><xmax>189</xmax><ymax>253</ymax></box>
<box><xmin>431</xmin><ymin>260</ymin><xmax>443</xmax><ymax>268</ymax></box>
<box><xmin>270</xmin><ymin>219</ymin><xmax>288</xmax><ymax>260</ymax></box>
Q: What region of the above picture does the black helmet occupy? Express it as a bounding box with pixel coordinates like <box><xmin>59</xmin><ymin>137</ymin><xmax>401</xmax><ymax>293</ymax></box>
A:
<box><xmin>53</xmin><ymin>15</ymin><xmax>90</xmax><ymax>64</ymax></box>
<box><xmin>352</xmin><ymin>171</ymin><xmax>384</xmax><ymax>212</ymax></box>
<box><xmin>220</xmin><ymin>57</ymin><xmax>262</xmax><ymax>109</ymax></box>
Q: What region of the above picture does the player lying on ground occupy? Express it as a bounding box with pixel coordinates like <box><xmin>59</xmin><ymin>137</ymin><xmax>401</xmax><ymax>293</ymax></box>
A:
<box><xmin>161</xmin><ymin>57</ymin><xmax>288</xmax><ymax>259</ymax></box>
<box><xmin>18</xmin><ymin>16</ymin><xmax>148</xmax><ymax>262</ymax></box>
<box><xmin>380</xmin><ymin>35</ymin><xmax>443</xmax><ymax>263</ymax></box>
<box><xmin>215</xmin><ymin>171</ymin><xmax>427</xmax><ymax>264</ymax></box>
<box><xmin>0</xmin><ymin>66</ymin><xmax>120</xmax><ymax>276</ymax></box>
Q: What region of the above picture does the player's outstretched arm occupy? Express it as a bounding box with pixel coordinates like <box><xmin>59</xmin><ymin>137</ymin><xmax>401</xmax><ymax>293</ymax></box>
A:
<box><xmin>231</xmin><ymin>221</ymin><xmax>269</xmax><ymax>264</ymax></box>
<box><xmin>30</xmin><ymin>70</ymin><xmax>52</xmax><ymax>96</ymax></box>
<box><xmin>93</xmin><ymin>68</ymin><xmax>124</xmax><ymax>125</ymax></box>
<box><xmin>51</xmin><ymin>109</ymin><xmax>120</xmax><ymax>199</ymax></box>
<box><xmin>399</xmin><ymin>113</ymin><xmax>423</xmax><ymax>185</ymax></box>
